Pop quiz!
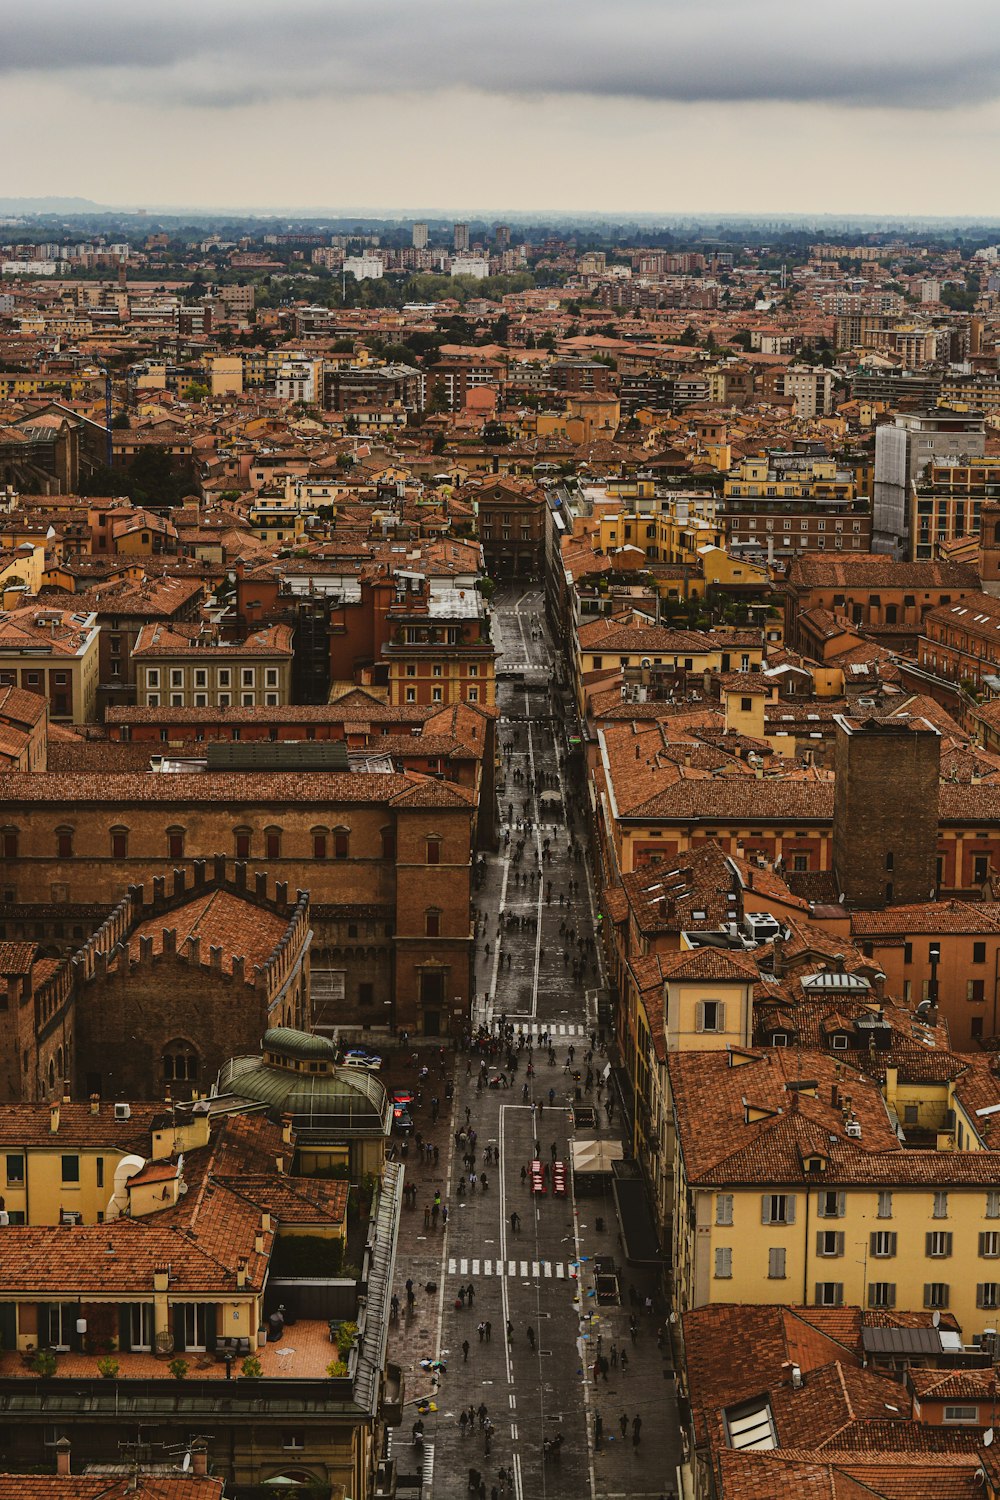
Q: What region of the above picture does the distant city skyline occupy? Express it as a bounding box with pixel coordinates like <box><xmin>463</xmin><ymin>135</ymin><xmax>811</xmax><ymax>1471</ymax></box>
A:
<box><xmin>4</xmin><ymin>0</ymin><xmax>1000</xmax><ymax>217</ymax></box>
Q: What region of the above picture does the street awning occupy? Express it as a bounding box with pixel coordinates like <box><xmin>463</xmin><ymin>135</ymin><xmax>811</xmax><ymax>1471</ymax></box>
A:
<box><xmin>571</xmin><ymin>1138</ymin><xmax>624</xmax><ymax>1175</ymax></box>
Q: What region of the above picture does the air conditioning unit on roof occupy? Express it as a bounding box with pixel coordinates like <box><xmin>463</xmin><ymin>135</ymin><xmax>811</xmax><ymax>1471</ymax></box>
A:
<box><xmin>114</xmin><ymin>1102</ymin><xmax>131</xmax><ymax>1120</ymax></box>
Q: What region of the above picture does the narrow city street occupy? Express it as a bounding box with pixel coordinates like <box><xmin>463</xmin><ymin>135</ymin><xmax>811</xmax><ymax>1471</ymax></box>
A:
<box><xmin>386</xmin><ymin>588</ymin><xmax>681</xmax><ymax>1500</ymax></box>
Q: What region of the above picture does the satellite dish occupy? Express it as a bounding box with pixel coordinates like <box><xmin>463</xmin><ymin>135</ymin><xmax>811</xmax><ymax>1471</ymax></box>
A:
<box><xmin>985</xmin><ymin>1428</ymin><xmax>994</xmax><ymax>1448</ymax></box>
<box><xmin>932</xmin><ymin>1311</ymin><xmax>941</xmax><ymax>1328</ymax></box>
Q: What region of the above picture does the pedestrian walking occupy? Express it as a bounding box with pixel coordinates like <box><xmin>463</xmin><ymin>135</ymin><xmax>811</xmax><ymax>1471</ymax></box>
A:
<box><xmin>506</xmin><ymin>1319</ymin><xmax>513</xmax><ymax>1343</ymax></box>
<box><xmin>527</xmin><ymin>1326</ymin><xmax>535</xmax><ymax>1350</ymax></box>
<box><xmin>510</xmin><ymin>1211</ymin><xmax>520</xmax><ymax>1232</ymax></box>
<box><xmin>463</xmin><ymin>1339</ymin><xmax>471</xmax><ymax>1363</ymax></box>
<box><xmin>423</xmin><ymin>1204</ymin><xmax>431</xmax><ymax>1229</ymax></box>
<box><xmin>619</xmin><ymin>1411</ymin><xmax>628</xmax><ymax>1438</ymax></box>
<box><xmin>632</xmin><ymin>1415</ymin><xmax>642</xmax><ymax>1447</ymax></box>
<box><xmin>610</xmin><ymin>1342</ymin><xmax>618</xmax><ymax>1367</ymax></box>
<box><xmin>594</xmin><ymin>1413</ymin><xmax>603</xmax><ymax>1450</ymax></box>
<box><xmin>620</xmin><ymin>1349</ymin><xmax>629</xmax><ymax>1373</ymax></box>
<box><xmin>485</xmin><ymin>1319</ymin><xmax>492</xmax><ymax>1342</ymax></box>
<box><xmin>478</xmin><ymin>1321</ymin><xmax>485</xmax><ymax>1342</ymax></box>
<box><xmin>467</xmin><ymin>1284</ymin><xmax>476</xmax><ymax>1307</ymax></box>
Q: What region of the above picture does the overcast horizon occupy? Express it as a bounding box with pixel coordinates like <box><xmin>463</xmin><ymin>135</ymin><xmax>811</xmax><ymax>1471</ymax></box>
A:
<box><xmin>4</xmin><ymin>0</ymin><xmax>1000</xmax><ymax>217</ymax></box>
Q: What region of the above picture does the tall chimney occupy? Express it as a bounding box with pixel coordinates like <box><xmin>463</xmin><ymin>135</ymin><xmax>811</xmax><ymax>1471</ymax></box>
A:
<box><xmin>55</xmin><ymin>1438</ymin><xmax>71</xmax><ymax>1476</ymax></box>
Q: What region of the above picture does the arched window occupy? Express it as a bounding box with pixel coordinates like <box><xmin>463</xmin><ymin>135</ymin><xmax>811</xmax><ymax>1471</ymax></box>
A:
<box><xmin>162</xmin><ymin>1040</ymin><xmax>199</xmax><ymax>1083</ymax></box>
<box><xmin>264</xmin><ymin>826</ymin><xmax>282</xmax><ymax>860</ymax></box>
<box><xmin>233</xmin><ymin>826</ymin><xmax>252</xmax><ymax>860</ymax></box>
<box><xmin>425</xmin><ymin>908</ymin><xmax>441</xmax><ymax>938</ymax></box>
<box><xmin>47</xmin><ymin>1059</ymin><xmax>55</xmax><ymax>1091</ymax></box>
<box><xmin>55</xmin><ymin>826</ymin><xmax>73</xmax><ymax>859</ymax></box>
<box><xmin>311</xmin><ymin>827</ymin><xmax>328</xmax><ymax>860</ymax></box>
<box><xmin>166</xmin><ymin>826</ymin><xmax>185</xmax><ymax>860</ymax></box>
<box><xmin>333</xmin><ymin>826</ymin><xmax>350</xmax><ymax>860</ymax></box>
<box><xmin>110</xmin><ymin>825</ymin><xmax>128</xmax><ymax>860</ymax></box>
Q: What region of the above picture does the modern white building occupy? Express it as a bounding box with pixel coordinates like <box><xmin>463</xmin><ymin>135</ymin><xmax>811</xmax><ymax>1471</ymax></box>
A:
<box><xmin>450</xmin><ymin>256</ymin><xmax>489</xmax><ymax>281</ymax></box>
<box><xmin>343</xmin><ymin>255</ymin><xmax>384</xmax><ymax>281</ymax></box>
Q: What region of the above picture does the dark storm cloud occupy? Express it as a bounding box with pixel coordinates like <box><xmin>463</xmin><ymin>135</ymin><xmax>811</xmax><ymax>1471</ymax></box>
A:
<box><xmin>5</xmin><ymin>0</ymin><xmax>999</xmax><ymax>111</ymax></box>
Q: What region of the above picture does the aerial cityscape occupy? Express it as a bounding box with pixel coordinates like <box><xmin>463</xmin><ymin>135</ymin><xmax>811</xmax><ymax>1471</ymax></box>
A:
<box><xmin>7</xmin><ymin>4</ymin><xmax>1000</xmax><ymax>1500</ymax></box>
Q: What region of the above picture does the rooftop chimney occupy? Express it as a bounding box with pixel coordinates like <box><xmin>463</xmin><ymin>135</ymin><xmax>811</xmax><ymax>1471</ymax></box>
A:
<box><xmin>50</xmin><ymin>1103</ymin><xmax>60</xmax><ymax>1134</ymax></box>
<box><xmin>190</xmin><ymin>1442</ymin><xmax>208</xmax><ymax>1478</ymax></box>
<box><xmin>89</xmin><ymin>1093</ymin><xmax>100</xmax><ymax>1116</ymax></box>
<box><xmin>54</xmin><ymin>1438</ymin><xmax>71</xmax><ymax>1476</ymax></box>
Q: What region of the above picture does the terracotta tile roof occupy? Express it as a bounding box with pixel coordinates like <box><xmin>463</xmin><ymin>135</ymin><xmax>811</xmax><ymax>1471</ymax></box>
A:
<box><xmin>124</xmin><ymin>888</ymin><xmax>290</xmax><ymax>975</ymax></box>
<box><xmin>0</xmin><ymin>1478</ymin><xmax>224</xmax><ymax>1499</ymax></box>
<box><xmin>850</xmin><ymin>900</ymin><xmax>1000</xmax><ymax>937</ymax></box>
<box><xmin>0</xmin><ymin>771</ymin><xmax>472</xmax><ymax>808</ymax></box>
<box><xmin>788</xmin><ymin>552</ymin><xmax>980</xmax><ymax>591</ymax></box>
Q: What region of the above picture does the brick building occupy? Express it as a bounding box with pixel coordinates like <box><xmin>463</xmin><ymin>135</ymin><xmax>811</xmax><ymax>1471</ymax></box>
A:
<box><xmin>0</xmin><ymin>771</ymin><xmax>475</xmax><ymax>1038</ymax></box>
<box><xmin>784</xmin><ymin>554</ymin><xmax>980</xmax><ymax>654</ymax></box>
<box><xmin>832</xmin><ymin>715</ymin><xmax>941</xmax><ymax>909</ymax></box>
<box><xmin>0</xmin><ymin>865</ymin><xmax>311</xmax><ymax>1103</ymax></box>
<box><xmin>471</xmin><ymin>478</ymin><xmax>552</xmax><ymax>580</ymax></box>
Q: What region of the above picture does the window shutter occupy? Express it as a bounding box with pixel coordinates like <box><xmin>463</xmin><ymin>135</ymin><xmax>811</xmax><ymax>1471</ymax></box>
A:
<box><xmin>717</xmin><ymin>1002</ymin><xmax>726</xmax><ymax>1032</ymax></box>
<box><xmin>769</xmin><ymin>1247</ymin><xmax>785</xmax><ymax>1279</ymax></box>
<box><xmin>870</xmin><ymin>1231</ymin><xmax>880</xmax><ymax>1256</ymax></box>
<box><xmin>925</xmin><ymin>1232</ymin><xmax>933</xmax><ymax>1256</ymax></box>
<box><xmin>836</xmin><ymin>1192</ymin><xmax>846</xmax><ymax>1217</ymax></box>
<box><xmin>696</xmin><ymin>1004</ymin><xmax>705</xmax><ymax>1034</ymax></box>
<box><xmin>205</xmin><ymin>1303</ymin><xmax>217</xmax><ymax>1350</ymax></box>
<box><xmin>118</xmin><ymin>1306</ymin><xmax>132</xmax><ymax>1353</ymax></box>
<box><xmin>716</xmin><ymin>1194</ymin><xmax>733</xmax><ymax>1227</ymax></box>
<box><xmin>978</xmin><ymin>1285</ymin><xmax>987</xmax><ymax>1309</ymax></box>
<box><xmin>886</xmin><ymin>1284</ymin><xmax>896</xmax><ymax>1309</ymax></box>
<box><xmin>786</xmin><ymin>1195</ymin><xmax>796</xmax><ymax>1225</ymax></box>
<box><xmin>715</xmin><ymin>1247</ymin><xmax>732</xmax><ymax>1278</ymax></box>
<box><xmin>981</xmin><ymin>1233</ymin><xmax>989</xmax><ymax>1258</ymax></box>
<box><xmin>761</xmin><ymin>1196</ymin><xmax>772</xmax><ymax>1225</ymax></box>
<box><xmin>988</xmin><ymin>1191</ymin><xmax>1000</xmax><ymax>1219</ymax></box>
<box><xmin>836</xmin><ymin>1232</ymin><xmax>845</xmax><ymax>1256</ymax></box>
<box><xmin>815</xmin><ymin>1283</ymin><xmax>824</xmax><ymax>1305</ymax></box>
<box><xmin>889</xmin><ymin>1233</ymin><xmax>897</xmax><ymax>1256</ymax></box>
<box><xmin>816</xmin><ymin>1231</ymin><xmax>826</xmax><ymax>1256</ymax></box>
<box><xmin>945</xmin><ymin>1233</ymin><xmax>953</xmax><ymax>1257</ymax></box>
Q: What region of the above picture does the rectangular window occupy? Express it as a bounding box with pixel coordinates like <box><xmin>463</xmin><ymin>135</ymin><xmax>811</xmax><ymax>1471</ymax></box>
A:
<box><xmin>265</xmin><ymin>669</ymin><xmax>278</xmax><ymax>687</ymax></box>
<box><xmin>815</xmin><ymin>1282</ymin><xmax>843</xmax><ymax>1307</ymax></box>
<box><xmin>877</xmin><ymin>1190</ymin><xmax>893</xmax><ymax>1219</ymax></box>
<box><xmin>716</xmin><ymin>1194</ymin><xmax>734</xmax><ymax>1226</ymax></box>
<box><xmin>981</xmin><ymin>1232</ymin><xmax>1000</xmax><ymax>1258</ymax></box>
<box><xmin>714</xmin><ymin>1246</ymin><xmax>732</xmax><ymax>1279</ymax></box>
<box><xmin>170</xmin><ymin>669</ymin><xmax>183</xmax><ymax>688</ymax></box>
<box><xmin>194</xmin><ymin>669</ymin><xmax>207</xmax><ymax>688</ymax></box>
<box><xmin>334</xmin><ymin>831</ymin><xmax>349</xmax><ymax>859</ymax></box>
<box><xmin>974</xmin><ymin>941</ymin><xmax>987</xmax><ymax>964</ymax></box>
<box><xmin>697</xmin><ymin>1000</ymin><xmax>726</xmax><ymax>1034</ymax></box>
<box><xmin>425</xmin><ymin>910</ymin><xmax>440</xmax><ymax>938</ymax></box>
<box><xmin>426</xmin><ymin>839</ymin><xmax>441</xmax><ymax>865</ymax></box>
<box><xmin>987</xmin><ymin>1192</ymin><xmax>1000</xmax><ymax>1220</ymax></box>
<box><xmin>6</xmin><ymin>1154</ymin><xmax>24</xmax><ymax>1185</ymax></box>
<box><xmin>218</xmin><ymin>669</ymin><xmax>231</xmax><ymax>687</ymax></box>
<box><xmin>933</xmin><ymin>1191</ymin><xmax>949</xmax><ymax>1219</ymax></box>
<box><xmin>968</xmin><ymin>979</ymin><xmax>986</xmax><ymax>1002</ymax></box>
<box><xmin>944</xmin><ymin>1404</ymin><xmax>980</xmax><ymax>1423</ymax></box>
<box><xmin>871</xmin><ymin>1231</ymin><xmax>897</xmax><ymax>1258</ymax></box>
<box><xmin>868</xmin><ymin>1282</ymin><xmax>896</xmax><ymax>1309</ymax></box>
<box><xmin>818</xmin><ymin>1190</ymin><xmax>845</xmax><ymax>1218</ymax></box>
<box><xmin>96</xmin><ymin>1158</ymin><xmax>104</xmax><ymax>1190</ymax></box>
<box><xmin>235</xmin><ymin>833</ymin><xmax>251</xmax><ymax>859</ymax></box>
<box><xmin>61</xmin><ymin>1155</ymin><xmax>80</xmax><ymax>1184</ymax></box>
<box><xmin>926</xmin><ymin>1231</ymin><xmax>953</xmax><ymax>1258</ymax></box>
<box><xmin>241</xmin><ymin>668</ymin><xmax>255</xmax><ymax>687</ymax></box>
<box><xmin>146</xmin><ymin>669</ymin><xmax>159</xmax><ymax>688</ymax></box>
<box><xmin>762</xmin><ymin>1194</ymin><xmax>795</xmax><ymax>1225</ymax></box>
<box><xmin>768</xmin><ymin>1247</ymin><xmax>786</xmax><ymax>1279</ymax></box>
<box><xmin>313</xmin><ymin>833</ymin><xmax>327</xmax><ymax>860</ymax></box>
<box><xmin>265</xmin><ymin>832</ymin><xmax>280</xmax><ymax>859</ymax></box>
<box><xmin>924</xmin><ymin>1282</ymin><xmax>950</xmax><ymax>1308</ymax></box>
<box><xmin>816</xmin><ymin>1230</ymin><xmax>845</xmax><ymax>1258</ymax></box>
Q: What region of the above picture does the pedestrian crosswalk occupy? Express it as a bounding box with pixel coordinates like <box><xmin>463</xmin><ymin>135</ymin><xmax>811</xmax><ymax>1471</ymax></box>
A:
<box><xmin>447</xmin><ymin>1256</ymin><xmax>577</xmax><ymax>1281</ymax></box>
<box><xmin>508</xmin><ymin>1021</ymin><xmax>589</xmax><ymax>1038</ymax></box>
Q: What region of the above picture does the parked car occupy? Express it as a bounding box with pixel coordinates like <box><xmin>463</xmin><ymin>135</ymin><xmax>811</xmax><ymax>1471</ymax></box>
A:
<box><xmin>341</xmin><ymin>1049</ymin><xmax>383</xmax><ymax>1071</ymax></box>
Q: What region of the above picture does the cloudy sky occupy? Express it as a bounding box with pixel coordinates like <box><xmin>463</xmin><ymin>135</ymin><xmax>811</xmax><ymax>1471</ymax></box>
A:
<box><xmin>5</xmin><ymin>0</ymin><xmax>1000</xmax><ymax>216</ymax></box>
